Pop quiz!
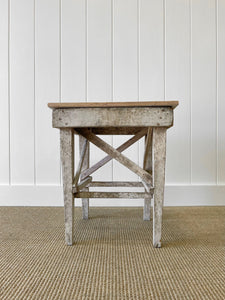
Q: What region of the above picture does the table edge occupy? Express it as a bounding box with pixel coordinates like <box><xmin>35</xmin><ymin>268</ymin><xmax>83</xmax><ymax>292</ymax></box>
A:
<box><xmin>48</xmin><ymin>101</ymin><xmax>179</xmax><ymax>109</ymax></box>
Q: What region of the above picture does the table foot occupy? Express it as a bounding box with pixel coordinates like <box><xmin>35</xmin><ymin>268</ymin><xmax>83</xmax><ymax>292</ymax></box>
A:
<box><xmin>82</xmin><ymin>198</ymin><xmax>89</xmax><ymax>219</ymax></box>
<box><xmin>143</xmin><ymin>196</ymin><xmax>151</xmax><ymax>220</ymax></box>
<box><xmin>153</xmin><ymin>241</ymin><xmax>162</xmax><ymax>248</ymax></box>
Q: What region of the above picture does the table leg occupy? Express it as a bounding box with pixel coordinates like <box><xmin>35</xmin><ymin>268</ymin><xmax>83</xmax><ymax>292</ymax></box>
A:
<box><xmin>143</xmin><ymin>128</ymin><xmax>153</xmax><ymax>220</ymax></box>
<box><xmin>153</xmin><ymin>127</ymin><xmax>167</xmax><ymax>248</ymax></box>
<box><xmin>60</xmin><ymin>128</ymin><xmax>74</xmax><ymax>245</ymax></box>
<box><xmin>79</xmin><ymin>135</ymin><xmax>89</xmax><ymax>219</ymax></box>
<box><xmin>143</xmin><ymin>194</ymin><xmax>151</xmax><ymax>221</ymax></box>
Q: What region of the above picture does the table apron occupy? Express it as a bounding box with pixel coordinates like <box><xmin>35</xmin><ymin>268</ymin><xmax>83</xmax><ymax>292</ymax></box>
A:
<box><xmin>52</xmin><ymin>107</ymin><xmax>173</xmax><ymax>128</ymax></box>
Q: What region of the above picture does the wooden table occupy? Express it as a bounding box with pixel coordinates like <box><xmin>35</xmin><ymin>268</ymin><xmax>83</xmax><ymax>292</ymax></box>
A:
<box><xmin>48</xmin><ymin>101</ymin><xmax>178</xmax><ymax>247</ymax></box>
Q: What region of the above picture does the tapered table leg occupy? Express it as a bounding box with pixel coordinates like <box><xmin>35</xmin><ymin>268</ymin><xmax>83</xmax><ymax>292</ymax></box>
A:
<box><xmin>153</xmin><ymin>127</ymin><xmax>167</xmax><ymax>248</ymax></box>
<box><xmin>79</xmin><ymin>135</ymin><xmax>89</xmax><ymax>219</ymax></box>
<box><xmin>60</xmin><ymin>128</ymin><xmax>74</xmax><ymax>245</ymax></box>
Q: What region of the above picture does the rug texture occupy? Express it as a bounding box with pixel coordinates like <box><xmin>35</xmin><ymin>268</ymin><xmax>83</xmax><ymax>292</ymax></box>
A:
<box><xmin>0</xmin><ymin>206</ymin><xmax>224</xmax><ymax>300</ymax></box>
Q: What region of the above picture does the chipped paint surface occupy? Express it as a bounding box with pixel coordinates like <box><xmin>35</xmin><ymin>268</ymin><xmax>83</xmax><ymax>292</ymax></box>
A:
<box><xmin>53</xmin><ymin>107</ymin><xmax>173</xmax><ymax>128</ymax></box>
<box><xmin>79</xmin><ymin>135</ymin><xmax>89</xmax><ymax>220</ymax></box>
<box><xmin>153</xmin><ymin>127</ymin><xmax>167</xmax><ymax>248</ymax></box>
<box><xmin>60</xmin><ymin>128</ymin><xmax>74</xmax><ymax>245</ymax></box>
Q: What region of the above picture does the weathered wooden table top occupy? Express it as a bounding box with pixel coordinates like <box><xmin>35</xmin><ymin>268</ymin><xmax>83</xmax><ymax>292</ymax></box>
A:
<box><xmin>48</xmin><ymin>101</ymin><xmax>179</xmax><ymax>109</ymax></box>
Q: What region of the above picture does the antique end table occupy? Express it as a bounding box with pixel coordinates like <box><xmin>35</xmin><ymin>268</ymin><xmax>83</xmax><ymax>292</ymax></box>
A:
<box><xmin>48</xmin><ymin>101</ymin><xmax>178</xmax><ymax>248</ymax></box>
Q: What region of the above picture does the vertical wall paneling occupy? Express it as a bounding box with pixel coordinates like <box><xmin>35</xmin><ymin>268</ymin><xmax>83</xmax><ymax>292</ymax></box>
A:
<box><xmin>87</xmin><ymin>0</ymin><xmax>112</xmax><ymax>182</ymax></box>
<box><xmin>10</xmin><ymin>0</ymin><xmax>35</xmax><ymax>184</ymax></box>
<box><xmin>113</xmin><ymin>0</ymin><xmax>139</xmax><ymax>183</ymax></box>
<box><xmin>87</xmin><ymin>0</ymin><xmax>112</xmax><ymax>101</ymax></box>
<box><xmin>35</xmin><ymin>0</ymin><xmax>61</xmax><ymax>184</ymax></box>
<box><xmin>0</xmin><ymin>0</ymin><xmax>224</xmax><ymax>206</ymax></box>
<box><xmin>191</xmin><ymin>0</ymin><xmax>217</xmax><ymax>183</ymax></box>
<box><xmin>0</xmin><ymin>0</ymin><xmax>9</xmax><ymax>184</ymax></box>
<box><xmin>139</xmin><ymin>0</ymin><xmax>164</xmax><ymax>172</ymax></box>
<box><xmin>114</xmin><ymin>0</ymin><xmax>138</xmax><ymax>100</ymax></box>
<box><xmin>139</xmin><ymin>0</ymin><xmax>164</xmax><ymax>100</ymax></box>
<box><xmin>165</xmin><ymin>0</ymin><xmax>191</xmax><ymax>183</ymax></box>
<box><xmin>61</xmin><ymin>0</ymin><xmax>86</xmax><ymax>101</ymax></box>
<box><xmin>218</xmin><ymin>0</ymin><xmax>225</xmax><ymax>184</ymax></box>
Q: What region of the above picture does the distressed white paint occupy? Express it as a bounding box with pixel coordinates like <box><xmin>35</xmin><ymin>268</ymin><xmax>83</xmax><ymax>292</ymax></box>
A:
<box><xmin>60</xmin><ymin>128</ymin><xmax>74</xmax><ymax>245</ymax></box>
<box><xmin>79</xmin><ymin>135</ymin><xmax>89</xmax><ymax>219</ymax></box>
<box><xmin>0</xmin><ymin>0</ymin><xmax>225</xmax><ymax>206</ymax></box>
<box><xmin>153</xmin><ymin>127</ymin><xmax>167</xmax><ymax>247</ymax></box>
<box><xmin>53</xmin><ymin>107</ymin><xmax>173</xmax><ymax>128</ymax></box>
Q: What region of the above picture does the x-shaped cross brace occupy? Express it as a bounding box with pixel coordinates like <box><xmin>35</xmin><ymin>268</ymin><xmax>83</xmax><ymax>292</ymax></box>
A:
<box><xmin>74</xmin><ymin>128</ymin><xmax>153</xmax><ymax>192</ymax></box>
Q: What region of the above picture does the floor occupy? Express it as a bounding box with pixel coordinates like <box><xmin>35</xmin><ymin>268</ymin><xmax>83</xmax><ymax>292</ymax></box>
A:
<box><xmin>0</xmin><ymin>206</ymin><xmax>225</xmax><ymax>300</ymax></box>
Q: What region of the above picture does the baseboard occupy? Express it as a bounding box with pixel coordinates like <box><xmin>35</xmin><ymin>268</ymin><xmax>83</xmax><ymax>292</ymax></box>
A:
<box><xmin>0</xmin><ymin>185</ymin><xmax>224</xmax><ymax>206</ymax></box>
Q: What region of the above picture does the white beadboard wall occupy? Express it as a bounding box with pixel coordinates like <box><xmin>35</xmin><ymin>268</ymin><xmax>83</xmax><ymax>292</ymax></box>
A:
<box><xmin>0</xmin><ymin>0</ymin><xmax>225</xmax><ymax>206</ymax></box>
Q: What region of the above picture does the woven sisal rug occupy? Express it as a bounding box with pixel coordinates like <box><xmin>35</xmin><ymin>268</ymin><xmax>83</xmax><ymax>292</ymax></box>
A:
<box><xmin>0</xmin><ymin>207</ymin><xmax>224</xmax><ymax>299</ymax></box>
